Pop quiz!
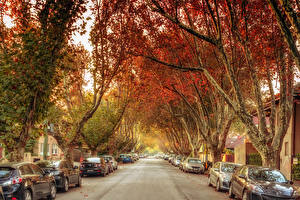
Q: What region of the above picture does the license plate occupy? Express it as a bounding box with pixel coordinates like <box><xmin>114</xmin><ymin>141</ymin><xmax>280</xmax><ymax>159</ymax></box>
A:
<box><xmin>87</xmin><ymin>170</ymin><xmax>93</xmax><ymax>172</ymax></box>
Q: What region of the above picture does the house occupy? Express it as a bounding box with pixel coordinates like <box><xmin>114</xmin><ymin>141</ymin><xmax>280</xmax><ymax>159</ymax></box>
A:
<box><xmin>31</xmin><ymin>134</ymin><xmax>64</xmax><ymax>161</ymax></box>
<box><xmin>234</xmin><ymin>86</ymin><xmax>300</xmax><ymax>180</ymax></box>
<box><xmin>233</xmin><ymin>137</ymin><xmax>260</xmax><ymax>165</ymax></box>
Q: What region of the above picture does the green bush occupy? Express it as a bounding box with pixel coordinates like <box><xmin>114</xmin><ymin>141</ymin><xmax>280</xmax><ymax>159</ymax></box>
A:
<box><xmin>246</xmin><ymin>153</ymin><xmax>262</xmax><ymax>166</ymax></box>
<box><xmin>292</xmin><ymin>154</ymin><xmax>300</xmax><ymax>181</ymax></box>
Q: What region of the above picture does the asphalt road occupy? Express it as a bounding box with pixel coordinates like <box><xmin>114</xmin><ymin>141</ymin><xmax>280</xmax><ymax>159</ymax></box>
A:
<box><xmin>56</xmin><ymin>158</ymin><xmax>229</xmax><ymax>200</ymax></box>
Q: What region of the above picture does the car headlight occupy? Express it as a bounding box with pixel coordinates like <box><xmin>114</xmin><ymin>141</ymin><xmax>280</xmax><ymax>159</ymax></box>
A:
<box><xmin>249</xmin><ymin>184</ymin><xmax>264</xmax><ymax>193</ymax></box>
<box><xmin>220</xmin><ymin>173</ymin><xmax>230</xmax><ymax>181</ymax></box>
<box><xmin>187</xmin><ymin>165</ymin><xmax>193</xmax><ymax>169</ymax></box>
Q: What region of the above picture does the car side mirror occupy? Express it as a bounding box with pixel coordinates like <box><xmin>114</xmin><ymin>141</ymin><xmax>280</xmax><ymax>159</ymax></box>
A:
<box><xmin>289</xmin><ymin>180</ymin><xmax>294</xmax><ymax>185</ymax></box>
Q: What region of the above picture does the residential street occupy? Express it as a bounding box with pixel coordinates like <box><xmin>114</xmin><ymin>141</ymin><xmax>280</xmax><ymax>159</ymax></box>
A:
<box><xmin>56</xmin><ymin>159</ymin><xmax>229</xmax><ymax>200</ymax></box>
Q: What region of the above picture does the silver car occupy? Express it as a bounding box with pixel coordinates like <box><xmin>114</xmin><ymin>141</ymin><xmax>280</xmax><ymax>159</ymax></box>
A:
<box><xmin>102</xmin><ymin>155</ymin><xmax>118</xmax><ymax>170</ymax></box>
<box><xmin>182</xmin><ymin>158</ymin><xmax>204</xmax><ymax>174</ymax></box>
<box><xmin>208</xmin><ymin>162</ymin><xmax>241</xmax><ymax>191</ymax></box>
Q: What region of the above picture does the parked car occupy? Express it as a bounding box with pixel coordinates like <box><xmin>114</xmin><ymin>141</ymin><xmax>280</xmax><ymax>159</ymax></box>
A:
<box><xmin>0</xmin><ymin>162</ymin><xmax>56</xmax><ymax>200</ymax></box>
<box><xmin>229</xmin><ymin>165</ymin><xmax>300</xmax><ymax>200</ymax></box>
<box><xmin>101</xmin><ymin>155</ymin><xmax>118</xmax><ymax>170</ymax></box>
<box><xmin>168</xmin><ymin>155</ymin><xmax>175</xmax><ymax>163</ymax></box>
<box><xmin>80</xmin><ymin>157</ymin><xmax>109</xmax><ymax>177</ymax></box>
<box><xmin>208</xmin><ymin>162</ymin><xmax>241</xmax><ymax>191</ymax></box>
<box><xmin>179</xmin><ymin>157</ymin><xmax>186</xmax><ymax>170</ymax></box>
<box><xmin>164</xmin><ymin>155</ymin><xmax>169</xmax><ymax>161</ymax></box>
<box><xmin>100</xmin><ymin>156</ymin><xmax>114</xmax><ymax>173</ymax></box>
<box><xmin>132</xmin><ymin>154</ymin><xmax>139</xmax><ymax>161</ymax></box>
<box><xmin>128</xmin><ymin>155</ymin><xmax>135</xmax><ymax>163</ymax></box>
<box><xmin>182</xmin><ymin>158</ymin><xmax>205</xmax><ymax>174</ymax></box>
<box><xmin>118</xmin><ymin>154</ymin><xmax>132</xmax><ymax>163</ymax></box>
<box><xmin>122</xmin><ymin>155</ymin><xmax>133</xmax><ymax>163</ymax></box>
<box><xmin>36</xmin><ymin>160</ymin><xmax>81</xmax><ymax>192</ymax></box>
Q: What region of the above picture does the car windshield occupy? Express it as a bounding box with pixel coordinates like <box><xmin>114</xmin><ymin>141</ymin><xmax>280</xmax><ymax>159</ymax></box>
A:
<box><xmin>0</xmin><ymin>167</ymin><xmax>13</xmax><ymax>179</ymax></box>
<box><xmin>188</xmin><ymin>159</ymin><xmax>201</xmax><ymax>164</ymax></box>
<box><xmin>248</xmin><ymin>168</ymin><xmax>287</xmax><ymax>183</ymax></box>
<box><xmin>221</xmin><ymin>164</ymin><xmax>239</xmax><ymax>173</ymax></box>
<box><xmin>87</xmin><ymin>158</ymin><xmax>100</xmax><ymax>163</ymax></box>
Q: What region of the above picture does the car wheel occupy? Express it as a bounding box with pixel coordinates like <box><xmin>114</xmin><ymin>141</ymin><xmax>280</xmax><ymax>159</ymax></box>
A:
<box><xmin>229</xmin><ymin>183</ymin><xmax>235</xmax><ymax>198</ymax></box>
<box><xmin>47</xmin><ymin>183</ymin><xmax>57</xmax><ymax>200</ymax></box>
<box><xmin>62</xmin><ymin>178</ymin><xmax>69</xmax><ymax>192</ymax></box>
<box><xmin>216</xmin><ymin>179</ymin><xmax>221</xmax><ymax>191</ymax></box>
<box><xmin>242</xmin><ymin>190</ymin><xmax>248</xmax><ymax>200</ymax></box>
<box><xmin>76</xmin><ymin>176</ymin><xmax>82</xmax><ymax>187</ymax></box>
<box><xmin>208</xmin><ymin>177</ymin><xmax>212</xmax><ymax>186</ymax></box>
<box><xmin>24</xmin><ymin>189</ymin><xmax>32</xmax><ymax>200</ymax></box>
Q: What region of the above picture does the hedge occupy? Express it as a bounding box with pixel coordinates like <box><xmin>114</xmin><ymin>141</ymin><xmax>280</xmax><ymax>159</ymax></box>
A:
<box><xmin>246</xmin><ymin>153</ymin><xmax>262</xmax><ymax>166</ymax></box>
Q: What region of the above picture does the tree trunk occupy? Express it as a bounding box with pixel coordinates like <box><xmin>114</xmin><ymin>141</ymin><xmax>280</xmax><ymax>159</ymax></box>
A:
<box><xmin>8</xmin><ymin>145</ymin><xmax>25</xmax><ymax>162</ymax></box>
<box><xmin>64</xmin><ymin>147</ymin><xmax>74</xmax><ymax>163</ymax></box>
<box><xmin>211</xmin><ymin>149</ymin><xmax>223</xmax><ymax>164</ymax></box>
<box><xmin>259</xmin><ymin>148</ymin><xmax>280</xmax><ymax>168</ymax></box>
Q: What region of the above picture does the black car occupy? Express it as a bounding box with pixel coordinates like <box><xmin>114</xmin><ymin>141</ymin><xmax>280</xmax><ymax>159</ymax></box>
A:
<box><xmin>229</xmin><ymin>165</ymin><xmax>300</xmax><ymax>200</ymax></box>
<box><xmin>80</xmin><ymin>157</ymin><xmax>109</xmax><ymax>177</ymax></box>
<box><xmin>0</xmin><ymin>162</ymin><xmax>56</xmax><ymax>200</ymax></box>
<box><xmin>36</xmin><ymin>160</ymin><xmax>81</xmax><ymax>192</ymax></box>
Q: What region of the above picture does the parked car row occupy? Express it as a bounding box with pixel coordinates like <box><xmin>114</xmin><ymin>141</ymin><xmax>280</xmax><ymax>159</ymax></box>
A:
<box><xmin>117</xmin><ymin>153</ymin><xmax>139</xmax><ymax>164</ymax></box>
<box><xmin>209</xmin><ymin>162</ymin><xmax>300</xmax><ymax>200</ymax></box>
<box><xmin>165</xmin><ymin>154</ymin><xmax>205</xmax><ymax>174</ymax></box>
<box><xmin>163</xmin><ymin>154</ymin><xmax>300</xmax><ymax>200</ymax></box>
<box><xmin>0</xmin><ymin>154</ymin><xmax>123</xmax><ymax>200</ymax></box>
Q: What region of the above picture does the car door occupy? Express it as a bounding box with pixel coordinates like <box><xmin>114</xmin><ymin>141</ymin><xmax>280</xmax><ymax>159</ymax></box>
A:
<box><xmin>210</xmin><ymin>162</ymin><xmax>220</xmax><ymax>186</ymax></box>
<box><xmin>66</xmin><ymin>161</ymin><xmax>77</xmax><ymax>184</ymax></box>
<box><xmin>30</xmin><ymin>164</ymin><xmax>50</xmax><ymax>197</ymax></box>
<box><xmin>234</xmin><ymin>166</ymin><xmax>247</xmax><ymax>198</ymax></box>
<box><xmin>19</xmin><ymin>164</ymin><xmax>40</xmax><ymax>195</ymax></box>
<box><xmin>59</xmin><ymin>161</ymin><xmax>69</xmax><ymax>182</ymax></box>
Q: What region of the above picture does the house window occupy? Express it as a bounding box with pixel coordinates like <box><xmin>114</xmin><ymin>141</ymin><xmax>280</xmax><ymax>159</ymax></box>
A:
<box><xmin>52</xmin><ymin>144</ymin><xmax>58</xmax><ymax>155</ymax></box>
<box><xmin>285</xmin><ymin>142</ymin><xmax>289</xmax><ymax>156</ymax></box>
<box><xmin>39</xmin><ymin>143</ymin><xmax>43</xmax><ymax>155</ymax></box>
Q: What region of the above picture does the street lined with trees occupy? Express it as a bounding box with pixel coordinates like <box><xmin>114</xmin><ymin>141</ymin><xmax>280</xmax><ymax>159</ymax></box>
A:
<box><xmin>0</xmin><ymin>0</ymin><xmax>299</xmax><ymax>199</ymax></box>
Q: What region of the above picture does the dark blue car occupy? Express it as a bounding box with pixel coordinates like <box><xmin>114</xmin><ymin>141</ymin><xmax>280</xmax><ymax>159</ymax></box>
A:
<box><xmin>119</xmin><ymin>154</ymin><xmax>133</xmax><ymax>163</ymax></box>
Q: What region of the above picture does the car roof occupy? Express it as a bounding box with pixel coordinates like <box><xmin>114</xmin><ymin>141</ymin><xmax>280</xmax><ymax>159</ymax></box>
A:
<box><xmin>219</xmin><ymin>162</ymin><xmax>242</xmax><ymax>165</ymax></box>
<box><xmin>0</xmin><ymin>162</ymin><xmax>33</xmax><ymax>169</ymax></box>
<box><xmin>245</xmin><ymin>165</ymin><xmax>275</xmax><ymax>170</ymax></box>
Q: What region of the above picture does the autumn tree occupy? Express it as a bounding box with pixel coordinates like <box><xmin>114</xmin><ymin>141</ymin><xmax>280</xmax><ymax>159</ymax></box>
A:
<box><xmin>0</xmin><ymin>0</ymin><xmax>86</xmax><ymax>161</ymax></box>
<box><xmin>131</xmin><ymin>0</ymin><xmax>296</xmax><ymax>167</ymax></box>
<box><xmin>266</xmin><ymin>0</ymin><xmax>300</xmax><ymax>70</ymax></box>
<box><xmin>74</xmin><ymin>0</ymin><xmax>132</xmax><ymax>141</ymax></box>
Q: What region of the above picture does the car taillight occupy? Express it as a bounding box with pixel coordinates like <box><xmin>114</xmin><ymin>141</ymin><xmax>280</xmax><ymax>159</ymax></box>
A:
<box><xmin>2</xmin><ymin>177</ymin><xmax>22</xmax><ymax>186</ymax></box>
<box><xmin>12</xmin><ymin>177</ymin><xmax>22</xmax><ymax>184</ymax></box>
